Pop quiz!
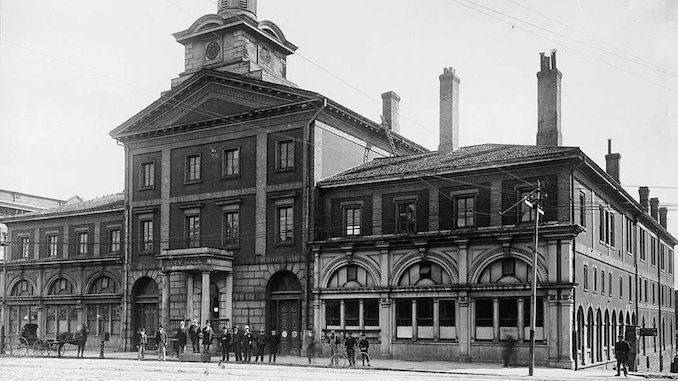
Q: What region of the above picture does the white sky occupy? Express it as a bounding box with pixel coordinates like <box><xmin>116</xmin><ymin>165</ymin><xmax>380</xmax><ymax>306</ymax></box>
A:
<box><xmin>0</xmin><ymin>0</ymin><xmax>677</xmax><ymax>239</ymax></box>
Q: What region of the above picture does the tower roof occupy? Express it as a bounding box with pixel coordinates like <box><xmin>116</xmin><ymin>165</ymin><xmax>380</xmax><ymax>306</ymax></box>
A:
<box><xmin>217</xmin><ymin>0</ymin><xmax>257</xmax><ymax>20</ymax></box>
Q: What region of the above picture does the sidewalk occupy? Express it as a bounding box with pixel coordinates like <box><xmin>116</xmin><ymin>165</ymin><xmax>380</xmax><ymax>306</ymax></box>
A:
<box><xmin>94</xmin><ymin>350</ymin><xmax>677</xmax><ymax>380</ymax></box>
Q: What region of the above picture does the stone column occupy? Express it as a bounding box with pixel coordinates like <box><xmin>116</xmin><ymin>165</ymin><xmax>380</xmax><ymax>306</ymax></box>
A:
<box><xmin>254</xmin><ymin>133</ymin><xmax>267</xmax><ymax>256</ymax></box>
<box><xmin>517</xmin><ymin>298</ymin><xmax>525</xmax><ymax>342</ymax></box>
<box><xmin>379</xmin><ymin>298</ymin><xmax>391</xmax><ymax>358</ymax></box>
<box><xmin>412</xmin><ymin>299</ymin><xmax>418</xmax><ymax>341</ymax></box>
<box><xmin>458</xmin><ymin>296</ymin><xmax>471</xmax><ymax>362</ymax></box>
<box><xmin>433</xmin><ymin>299</ymin><xmax>440</xmax><ymax>341</ymax></box>
<box><xmin>162</xmin><ymin>272</ymin><xmax>171</xmax><ymax>329</ymax></box>
<box><xmin>548</xmin><ymin>295</ymin><xmax>560</xmax><ymax>365</ymax></box>
<box><xmin>201</xmin><ymin>272</ymin><xmax>210</xmax><ymax>325</ymax></box>
<box><xmin>160</xmin><ymin>149</ymin><xmax>171</xmax><ymax>252</ymax></box>
<box><xmin>547</xmin><ymin>240</ymin><xmax>558</xmax><ymax>282</ymax></box>
<box><xmin>493</xmin><ymin>298</ymin><xmax>500</xmax><ymax>342</ymax></box>
<box><xmin>340</xmin><ymin>300</ymin><xmax>345</xmax><ymax>331</ymax></box>
<box><xmin>457</xmin><ymin>241</ymin><xmax>469</xmax><ymax>284</ymax></box>
<box><xmin>313</xmin><ymin>297</ymin><xmax>321</xmax><ymax>346</ymax></box>
<box><xmin>358</xmin><ymin>299</ymin><xmax>364</xmax><ymax>331</ymax></box>
<box><xmin>313</xmin><ymin>250</ymin><xmax>320</xmax><ymax>289</ymax></box>
<box><xmin>186</xmin><ymin>274</ymin><xmax>194</xmax><ymax>320</ymax></box>
<box><xmin>225</xmin><ymin>272</ymin><xmax>233</xmax><ymax>325</ymax></box>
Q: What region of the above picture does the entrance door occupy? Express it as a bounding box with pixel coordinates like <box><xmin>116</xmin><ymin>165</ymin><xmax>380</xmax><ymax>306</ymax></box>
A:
<box><xmin>132</xmin><ymin>277</ymin><xmax>159</xmax><ymax>350</ymax></box>
<box><xmin>275</xmin><ymin>299</ymin><xmax>301</xmax><ymax>355</ymax></box>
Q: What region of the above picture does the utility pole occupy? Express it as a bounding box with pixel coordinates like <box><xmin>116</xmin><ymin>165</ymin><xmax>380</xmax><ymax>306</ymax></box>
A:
<box><xmin>501</xmin><ymin>180</ymin><xmax>544</xmax><ymax>377</ymax></box>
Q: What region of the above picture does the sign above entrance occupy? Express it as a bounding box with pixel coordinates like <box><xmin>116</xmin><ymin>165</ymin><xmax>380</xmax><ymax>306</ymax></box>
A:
<box><xmin>159</xmin><ymin>248</ymin><xmax>234</xmax><ymax>273</ymax></box>
<box><xmin>639</xmin><ymin>328</ymin><xmax>657</xmax><ymax>337</ymax></box>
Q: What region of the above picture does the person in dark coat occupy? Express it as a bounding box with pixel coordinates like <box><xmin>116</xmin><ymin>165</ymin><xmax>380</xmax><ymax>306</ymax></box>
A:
<box><xmin>202</xmin><ymin>320</ymin><xmax>214</xmax><ymax>354</ymax></box>
<box><xmin>268</xmin><ymin>329</ymin><xmax>280</xmax><ymax>363</ymax></box>
<box><xmin>254</xmin><ymin>328</ymin><xmax>267</xmax><ymax>362</ymax></box>
<box><xmin>176</xmin><ymin>320</ymin><xmax>188</xmax><ymax>357</ymax></box>
<box><xmin>219</xmin><ymin>326</ymin><xmax>231</xmax><ymax>362</ymax></box>
<box><xmin>232</xmin><ymin>326</ymin><xmax>242</xmax><ymax>362</ymax></box>
<box><xmin>614</xmin><ymin>334</ymin><xmax>631</xmax><ymax>376</ymax></box>
<box><xmin>502</xmin><ymin>336</ymin><xmax>516</xmax><ymax>367</ymax></box>
<box><xmin>358</xmin><ymin>333</ymin><xmax>370</xmax><ymax>367</ymax></box>
<box><xmin>306</xmin><ymin>329</ymin><xmax>317</xmax><ymax>365</ymax></box>
<box><xmin>189</xmin><ymin>320</ymin><xmax>200</xmax><ymax>353</ymax></box>
<box><xmin>242</xmin><ymin>325</ymin><xmax>254</xmax><ymax>363</ymax></box>
<box><xmin>345</xmin><ymin>332</ymin><xmax>357</xmax><ymax>367</ymax></box>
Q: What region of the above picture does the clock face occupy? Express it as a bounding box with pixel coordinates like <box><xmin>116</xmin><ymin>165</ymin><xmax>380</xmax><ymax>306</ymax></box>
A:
<box><xmin>206</xmin><ymin>41</ymin><xmax>220</xmax><ymax>60</ymax></box>
<box><xmin>259</xmin><ymin>47</ymin><xmax>271</xmax><ymax>65</ymax></box>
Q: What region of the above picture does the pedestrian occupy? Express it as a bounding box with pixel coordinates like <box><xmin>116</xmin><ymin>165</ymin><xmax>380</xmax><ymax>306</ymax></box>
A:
<box><xmin>242</xmin><ymin>325</ymin><xmax>254</xmax><ymax>363</ymax></box>
<box><xmin>345</xmin><ymin>331</ymin><xmax>356</xmax><ymax>367</ymax></box>
<box><xmin>328</xmin><ymin>330</ymin><xmax>339</xmax><ymax>366</ymax></box>
<box><xmin>502</xmin><ymin>336</ymin><xmax>516</xmax><ymax>367</ymax></box>
<box><xmin>176</xmin><ymin>320</ymin><xmax>188</xmax><ymax>357</ymax></box>
<box><xmin>614</xmin><ymin>334</ymin><xmax>631</xmax><ymax>377</ymax></box>
<box><xmin>202</xmin><ymin>320</ymin><xmax>214</xmax><ymax>354</ymax></box>
<box><xmin>137</xmin><ymin>328</ymin><xmax>148</xmax><ymax>361</ymax></box>
<box><xmin>189</xmin><ymin>319</ymin><xmax>200</xmax><ymax>353</ymax></box>
<box><xmin>156</xmin><ymin>324</ymin><xmax>168</xmax><ymax>361</ymax></box>
<box><xmin>306</xmin><ymin>329</ymin><xmax>316</xmax><ymax>365</ymax></box>
<box><xmin>220</xmin><ymin>326</ymin><xmax>231</xmax><ymax>362</ymax></box>
<box><xmin>358</xmin><ymin>333</ymin><xmax>370</xmax><ymax>367</ymax></box>
<box><xmin>233</xmin><ymin>326</ymin><xmax>243</xmax><ymax>362</ymax></box>
<box><xmin>268</xmin><ymin>328</ymin><xmax>280</xmax><ymax>363</ymax></box>
<box><xmin>255</xmin><ymin>328</ymin><xmax>267</xmax><ymax>362</ymax></box>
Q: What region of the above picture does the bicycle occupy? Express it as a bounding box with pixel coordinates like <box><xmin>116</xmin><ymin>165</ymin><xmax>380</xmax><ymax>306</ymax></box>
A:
<box><xmin>329</xmin><ymin>349</ymin><xmax>371</xmax><ymax>368</ymax></box>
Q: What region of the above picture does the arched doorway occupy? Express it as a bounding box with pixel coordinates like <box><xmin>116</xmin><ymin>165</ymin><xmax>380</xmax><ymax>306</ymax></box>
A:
<box><xmin>132</xmin><ymin>277</ymin><xmax>159</xmax><ymax>349</ymax></box>
<box><xmin>576</xmin><ymin>306</ymin><xmax>585</xmax><ymax>365</ymax></box>
<box><xmin>596</xmin><ymin>309</ymin><xmax>602</xmax><ymax>362</ymax></box>
<box><xmin>267</xmin><ymin>271</ymin><xmax>302</xmax><ymax>355</ymax></box>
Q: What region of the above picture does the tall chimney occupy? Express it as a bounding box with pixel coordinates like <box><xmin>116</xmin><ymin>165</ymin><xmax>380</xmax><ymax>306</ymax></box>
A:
<box><xmin>536</xmin><ymin>50</ymin><xmax>562</xmax><ymax>146</ymax></box>
<box><xmin>659</xmin><ymin>207</ymin><xmax>668</xmax><ymax>229</ymax></box>
<box><xmin>605</xmin><ymin>139</ymin><xmax>621</xmax><ymax>183</ymax></box>
<box><xmin>439</xmin><ymin>67</ymin><xmax>460</xmax><ymax>152</ymax></box>
<box><xmin>381</xmin><ymin>91</ymin><xmax>401</xmax><ymax>134</ymax></box>
<box><xmin>650</xmin><ymin>197</ymin><xmax>659</xmax><ymax>220</ymax></box>
<box><xmin>639</xmin><ymin>187</ymin><xmax>650</xmax><ymax>212</ymax></box>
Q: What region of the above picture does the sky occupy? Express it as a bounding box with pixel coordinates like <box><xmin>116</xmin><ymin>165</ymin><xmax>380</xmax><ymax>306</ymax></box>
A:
<box><xmin>0</xmin><ymin>0</ymin><xmax>677</xmax><ymax>239</ymax></box>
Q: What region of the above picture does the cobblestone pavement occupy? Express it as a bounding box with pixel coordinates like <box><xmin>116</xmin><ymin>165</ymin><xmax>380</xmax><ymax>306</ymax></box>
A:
<box><xmin>0</xmin><ymin>354</ymin><xmax>671</xmax><ymax>381</ymax></box>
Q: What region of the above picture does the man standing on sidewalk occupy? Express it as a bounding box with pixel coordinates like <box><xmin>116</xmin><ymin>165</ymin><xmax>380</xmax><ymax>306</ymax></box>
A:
<box><xmin>156</xmin><ymin>325</ymin><xmax>168</xmax><ymax>361</ymax></box>
<box><xmin>219</xmin><ymin>326</ymin><xmax>231</xmax><ymax>363</ymax></box>
<box><xmin>268</xmin><ymin>329</ymin><xmax>280</xmax><ymax>363</ymax></box>
<box><xmin>345</xmin><ymin>332</ymin><xmax>356</xmax><ymax>367</ymax></box>
<box><xmin>614</xmin><ymin>334</ymin><xmax>630</xmax><ymax>376</ymax></box>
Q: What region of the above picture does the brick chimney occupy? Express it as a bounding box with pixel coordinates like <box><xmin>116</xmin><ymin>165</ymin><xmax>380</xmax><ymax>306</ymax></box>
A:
<box><xmin>605</xmin><ymin>139</ymin><xmax>621</xmax><ymax>183</ymax></box>
<box><xmin>439</xmin><ymin>67</ymin><xmax>460</xmax><ymax>152</ymax></box>
<box><xmin>659</xmin><ymin>207</ymin><xmax>668</xmax><ymax>229</ymax></box>
<box><xmin>650</xmin><ymin>197</ymin><xmax>659</xmax><ymax>220</ymax></box>
<box><xmin>639</xmin><ymin>187</ymin><xmax>650</xmax><ymax>212</ymax></box>
<box><xmin>381</xmin><ymin>91</ymin><xmax>401</xmax><ymax>134</ymax></box>
<box><xmin>536</xmin><ymin>50</ymin><xmax>562</xmax><ymax>147</ymax></box>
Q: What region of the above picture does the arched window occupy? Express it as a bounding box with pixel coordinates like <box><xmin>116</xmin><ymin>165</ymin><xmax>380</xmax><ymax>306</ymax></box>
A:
<box><xmin>478</xmin><ymin>258</ymin><xmax>533</xmax><ymax>284</ymax></box>
<box><xmin>48</xmin><ymin>278</ymin><xmax>74</xmax><ymax>296</ymax></box>
<box><xmin>10</xmin><ymin>280</ymin><xmax>34</xmax><ymax>296</ymax></box>
<box><xmin>398</xmin><ymin>260</ymin><xmax>451</xmax><ymax>286</ymax></box>
<box><xmin>327</xmin><ymin>265</ymin><xmax>375</xmax><ymax>288</ymax></box>
<box><xmin>89</xmin><ymin>276</ymin><xmax>117</xmax><ymax>294</ymax></box>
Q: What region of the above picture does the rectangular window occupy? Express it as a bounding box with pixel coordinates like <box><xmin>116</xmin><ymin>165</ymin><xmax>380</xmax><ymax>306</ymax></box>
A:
<box><xmin>601</xmin><ymin>271</ymin><xmax>605</xmax><ymax>294</ymax></box>
<box><xmin>277</xmin><ymin>205</ymin><xmax>294</xmax><ymax>243</ymax></box>
<box><xmin>77</xmin><ymin>232</ymin><xmax>88</xmax><ymax>255</ymax></box>
<box><xmin>669</xmin><ymin>249</ymin><xmax>673</xmax><ymax>274</ymax></box>
<box><xmin>498</xmin><ymin>299</ymin><xmax>518</xmax><ymax>327</ymax></box>
<box><xmin>593</xmin><ymin>268</ymin><xmax>598</xmax><ymax>292</ymax></box>
<box><xmin>609</xmin><ymin>275</ymin><xmax>613</xmax><ymax>297</ymax></box>
<box><xmin>626</xmin><ymin>219</ymin><xmax>633</xmax><ymax>254</ymax></box>
<box><xmin>19</xmin><ymin>236</ymin><xmax>30</xmax><ymax>258</ymax></box>
<box><xmin>628</xmin><ymin>275</ymin><xmax>632</xmax><ymax>302</ymax></box>
<box><xmin>651</xmin><ymin>237</ymin><xmax>657</xmax><ymax>267</ymax></box>
<box><xmin>364</xmin><ymin>299</ymin><xmax>380</xmax><ymax>327</ymax></box>
<box><xmin>185</xmin><ymin>154</ymin><xmax>201</xmax><ymax>182</ymax></box>
<box><xmin>223</xmin><ymin>211</ymin><xmax>239</xmax><ymax>247</ymax></box>
<box><xmin>440</xmin><ymin>300</ymin><xmax>456</xmax><ymax>327</ymax></box>
<box><xmin>396</xmin><ymin>299</ymin><xmax>413</xmax><ymax>339</ymax></box>
<box><xmin>344</xmin><ymin>300</ymin><xmax>359</xmax><ymax>326</ymax></box>
<box><xmin>344</xmin><ymin>206</ymin><xmax>362</xmax><ymax>236</ymax></box>
<box><xmin>416</xmin><ymin>299</ymin><xmax>434</xmax><ymax>338</ymax></box>
<box><xmin>660</xmin><ymin>245</ymin><xmax>665</xmax><ymax>271</ymax></box>
<box><xmin>277</xmin><ymin>140</ymin><xmax>294</xmax><ymax>170</ymax></box>
<box><xmin>583</xmin><ymin>265</ymin><xmax>589</xmax><ymax>290</ymax></box>
<box><xmin>396</xmin><ymin>200</ymin><xmax>416</xmax><ymax>233</ymax></box>
<box><xmin>141</xmin><ymin>220</ymin><xmax>153</xmax><ymax>253</ymax></box>
<box><xmin>185</xmin><ymin>215</ymin><xmax>200</xmax><ymax>248</ymax></box>
<box><xmin>579</xmin><ymin>191</ymin><xmax>586</xmax><ymax>227</ymax></box>
<box><xmin>223</xmin><ymin>148</ymin><xmax>240</xmax><ymax>177</ymax></box>
<box><xmin>523</xmin><ymin>297</ymin><xmax>544</xmax><ymax>327</ymax></box>
<box><xmin>519</xmin><ymin>191</ymin><xmax>535</xmax><ymax>223</ymax></box>
<box><xmin>619</xmin><ymin>275</ymin><xmax>623</xmax><ymax>299</ymax></box>
<box><xmin>640</xmin><ymin>230</ymin><xmax>646</xmax><ymax>261</ymax></box>
<box><xmin>140</xmin><ymin>162</ymin><xmax>154</xmax><ymax>188</ymax></box>
<box><xmin>599</xmin><ymin>205</ymin><xmax>605</xmax><ymax>241</ymax></box>
<box><xmin>610</xmin><ymin>213</ymin><xmax>615</xmax><ymax>247</ymax></box>
<box><xmin>652</xmin><ymin>283</ymin><xmax>656</xmax><ymax>304</ymax></box>
<box><xmin>48</xmin><ymin>235</ymin><xmax>58</xmax><ymax>257</ymax></box>
<box><xmin>455</xmin><ymin>195</ymin><xmax>475</xmax><ymax>228</ymax></box>
<box><xmin>109</xmin><ymin>229</ymin><xmax>121</xmax><ymax>253</ymax></box>
<box><xmin>325</xmin><ymin>301</ymin><xmax>340</xmax><ymax>326</ymax></box>
<box><xmin>644</xmin><ymin>279</ymin><xmax>648</xmax><ymax>303</ymax></box>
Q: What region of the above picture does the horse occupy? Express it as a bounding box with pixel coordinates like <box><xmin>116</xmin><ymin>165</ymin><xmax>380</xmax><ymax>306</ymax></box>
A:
<box><xmin>57</xmin><ymin>324</ymin><xmax>89</xmax><ymax>358</ymax></box>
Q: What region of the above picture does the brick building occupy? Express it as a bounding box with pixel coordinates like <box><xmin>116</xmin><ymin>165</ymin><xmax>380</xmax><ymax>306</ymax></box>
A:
<box><xmin>311</xmin><ymin>52</ymin><xmax>677</xmax><ymax>370</ymax></box>
<box><xmin>0</xmin><ymin>194</ymin><xmax>125</xmax><ymax>348</ymax></box>
<box><xmin>109</xmin><ymin>0</ymin><xmax>424</xmax><ymax>354</ymax></box>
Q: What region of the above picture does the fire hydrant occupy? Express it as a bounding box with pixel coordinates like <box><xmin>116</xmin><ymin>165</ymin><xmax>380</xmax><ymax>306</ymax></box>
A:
<box><xmin>100</xmin><ymin>340</ymin><xmax>105</xmax><ymax>359</ymax></box>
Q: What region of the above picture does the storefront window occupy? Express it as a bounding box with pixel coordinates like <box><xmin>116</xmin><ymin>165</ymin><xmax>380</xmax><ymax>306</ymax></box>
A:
<box><xmin>417</xmin><ymin>299</ymin><xmax>434</xmax><ymax>339</ymax></box>
<box><xmin>344</xmin><ymin>300</ymin><xmax>359</xmax><ymax>326</ymax></box>
<box><xmin>364</xmin><ymin>300</ymin><xmax>380</xmax><ymax>327</ymax></box>
<box><xmin>325</xmin><ymin>301</ymin><xmax>340</xmax><ymax>326</ymax></box>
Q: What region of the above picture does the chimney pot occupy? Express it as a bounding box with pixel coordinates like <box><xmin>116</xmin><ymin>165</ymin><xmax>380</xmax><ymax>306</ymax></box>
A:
<box><xmin>439</xmin><ymin>67</ymin><xmax>461</xmax><ymax>152</ymax></box>
<box><xmin>381</xmin><ymin>91</ymin><xmax>401</xmax><ymax>134</ymax></box>
<box><xmin>650</xmin><ymin>197</ymin><xmax>660</xmax><ymax>221</ymax></box>
<box><xmin>659</xmin><ymin>207</ymin><xmax>668</xmax><ymax>229</ymax></box>
<box><xmin>639</xmin><ymin>187</ymin><xmax>650</xmax><ymax>212</ymax></box>
<box><xmin>536</xmin><ymin>50</ymin><xmax>562</xmax><ymax>147</ymax></box>
<box><xmin>605</xmin><ymin>139</ymin><xmax>621</xmax><ymax>183</ymax></box>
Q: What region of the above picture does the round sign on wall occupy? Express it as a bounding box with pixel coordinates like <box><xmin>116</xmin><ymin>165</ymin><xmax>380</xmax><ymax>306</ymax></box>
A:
<box><xmin>281</xmin><ymin>330</ymin><xmax>288</xmax><ymax>339</ymax></box>
<box><xmin>291</xmin><ymin>330</ymin><xmax>298</xmax><ymax>339</ymax></box>
<box><xmin>205</xmin><ymin>40</ymin><xmax>220</xmax><ymax>60</ymax></box>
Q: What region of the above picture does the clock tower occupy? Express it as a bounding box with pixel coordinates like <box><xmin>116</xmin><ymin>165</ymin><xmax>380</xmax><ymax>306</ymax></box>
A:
<box><xmin>172</xmin><ymin>0</ymin><xmax>297</xmax><ymax>88</ymax></box>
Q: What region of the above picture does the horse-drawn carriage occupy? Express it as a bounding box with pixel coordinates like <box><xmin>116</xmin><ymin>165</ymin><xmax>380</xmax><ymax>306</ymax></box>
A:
<box><xmin>9</xmin><ymin>323</ymin><xmax>89</xmax><ymax>358</ymax></box>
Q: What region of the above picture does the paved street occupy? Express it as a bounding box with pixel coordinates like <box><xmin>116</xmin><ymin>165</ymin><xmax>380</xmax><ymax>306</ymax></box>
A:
<box><xmin>0</xmin><ymin>354</ymin><xmax>671</xmax><ymax>381</ymax></box>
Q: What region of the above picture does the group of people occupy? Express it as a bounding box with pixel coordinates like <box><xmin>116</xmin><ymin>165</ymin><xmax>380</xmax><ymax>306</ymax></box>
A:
<box><xmin>135</xmin><ymin>324</ymin><xmax>170</xmax><ymax>361</ymax></box>
<box><xmin>326</xmin><ymin>330</ymin><xmax>371</xmax><ymax>367</ymax></box>
<box><xmin>215</xmin><ymin>325</ymin><xmax>281</xmax><ymax>364</ymax></box>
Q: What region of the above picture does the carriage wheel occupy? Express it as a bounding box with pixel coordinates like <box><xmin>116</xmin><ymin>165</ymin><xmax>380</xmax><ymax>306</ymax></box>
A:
<box><xmin>32</xmin><ymin>340</ymin><xmax>47</xmax><ymax>357</ymax></box>
<box><xmin>16</xmin><ymin>337</ymin><xmax>30</xmax><ymax>358</ymax></box>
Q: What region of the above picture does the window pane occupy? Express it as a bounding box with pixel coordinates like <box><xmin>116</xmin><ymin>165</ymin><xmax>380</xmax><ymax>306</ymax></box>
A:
<box><xmin>344</xmin><ymin>300</ymin><xmax>359</xmax><ymax>326</ymax></box>
<box><xmin>325</xmin><ymin>301</ymin><xmax>340</xmax><ymax>326</ymax></box>
<box><xmin>523</xmin><ymin>297</ymin><xmax>544</xmax><ymax>327</ymax></box>
<box><xmin>475</xmin><ymin>299</ymin><xmax>493</xmax><ymax>327</ymax></box>
<box><xmin>364</xmin><ymin>299</ymin><xmax>379</xmax><ymax>327</ymax></box>
<box><xmin>499</xmin><ymin>299</ymin><xmax>518</xmax><ymax>327</ymax></box>
<box><xmin>396</xmin><ymin>299</ymin><xmax>412</xmax><ymax>326</ymax></box>
<box><xmin>440</xmin><ymin>300</ymin><xmax>456</xmax><ymax>326</ymax></box>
